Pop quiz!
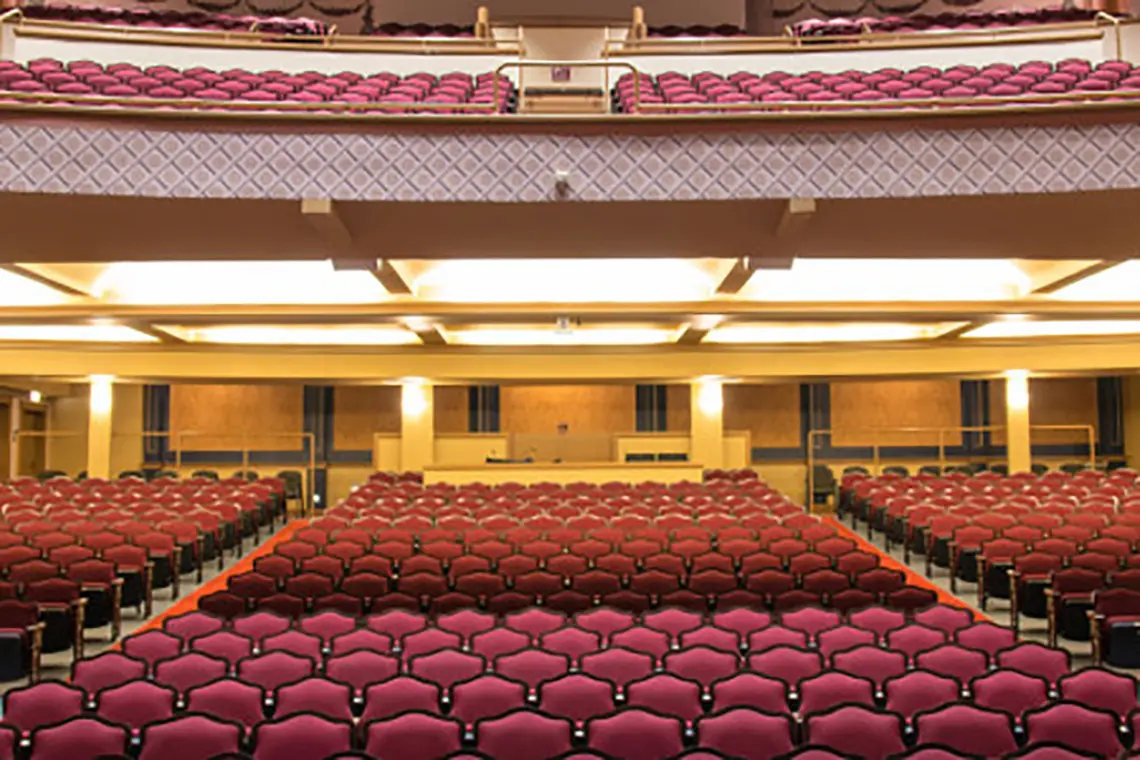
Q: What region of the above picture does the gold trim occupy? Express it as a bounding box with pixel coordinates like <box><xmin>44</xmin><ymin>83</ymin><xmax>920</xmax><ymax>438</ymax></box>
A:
<box><xmin>606</xmin><ymin>18</ymin><xmax>1119</xmax><ymax>57</ymax></box>
<box><xmin>422</xmin><ymin>460</ymin><xmax>699</xmax><ymax>470</ymax></box>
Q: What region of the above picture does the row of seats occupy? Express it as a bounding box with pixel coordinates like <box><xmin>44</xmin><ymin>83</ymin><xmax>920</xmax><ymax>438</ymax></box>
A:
<box><xmin>613</xmin><ymin>59</ymin><xmax>1140</xmax><ymax>112</ymax></box>
<box><xmin>8</xmin><ymin>602</ymin><xmax>1129</xmax><ymax>759</ymax></box>
<box><xmin>21</xmin><ymin>2</ymin><xmax>324</xmax><ymax>34</ymax></box>
<box><xmin>1</xmin><ymin>703</ymin><xmax>1126</xmax><ymax>760</ymax></box>
<box><xmin>0</xmin><ymin>59</ymin><xmax>516</xmax><ymax>112</ymax></box>
<box><xmin>19</xmin><ymin>3</ymin><xmax>481</xmax><ymax>37</ymax></box>
<box><xmin>0</xmin><ymin>475</ymin><xmax>283</xmax><ymax>679</ymax></box>
<box><xmin>791</xmin><ymin>8</ymin><xmax>1109</xmax><ymax>37</ymax></box>
<box><xmin>843</xmin><ymin>468</ymin><xmax>1140</xmax><ymax>664</ymax></box>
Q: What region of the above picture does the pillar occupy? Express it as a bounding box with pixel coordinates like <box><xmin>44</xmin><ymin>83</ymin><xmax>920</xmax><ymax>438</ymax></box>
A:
<box><xmin>744</xmin><ymin>0</ymin><xmax>778</xmax><ymax>36</ymax></box>
<box><xmin>400</xmin><ymin>379</ymin><xmax>434</xmax><ymax>472</ymax></box>
<box><xmin>1123</xmin><ymin>375</ymin><xmax>1140</xmax><ymax>468</ymax></box>
<box><xmin>7</xmin><ymin>396</ymin><xmax>18</xmax><ymax>479</ymax></box>
<box><xmin>87</xmin><ymin>375</ymin><xmax>114</xmax><ymax>480</ymax></box>
<box><xmin>1005</xmin><ymin>370</ymin><xmax>1032</xmax><ymax>474</ymax></box>
<box><xmin>690</xmin><ymin>377</ymin><xmax>725</xmax><ymax>469</ymax></box>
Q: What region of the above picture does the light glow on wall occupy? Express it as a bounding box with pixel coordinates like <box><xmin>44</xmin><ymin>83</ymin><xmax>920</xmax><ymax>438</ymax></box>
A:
<box><xmin>89</xmin><ymin>375</ymin><xmax>114</xmax><ymax>415</ymax></box>
<box><xmin>1005</xmin><ymin>369</ymin><xmax>1030</xmax><ymax>411</ymax></box>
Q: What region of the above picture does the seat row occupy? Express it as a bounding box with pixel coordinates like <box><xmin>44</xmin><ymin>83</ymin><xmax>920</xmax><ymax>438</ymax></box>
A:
<box><xmin>791</xmin><ymin>8</ymin><xmax>1107</xmax><ymax>37</ymax></box>
<box><xmin>0</xmin><ymin>702</ymin><xmax>1124</xmax><ymax>760</ymax></box>
<box><xmin>0</xmin><ymin>60</ymin><xmax>516</xmax><ymax>112</ymax></box>
<box><xmin>613</xmin><ymin>60</ymin><xmax>1140</xmax><ymax>113</ymax></box>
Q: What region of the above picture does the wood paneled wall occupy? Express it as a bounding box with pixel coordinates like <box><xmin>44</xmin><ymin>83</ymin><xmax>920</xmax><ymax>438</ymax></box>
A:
<box><xmin>724</xmin><ymin>384</ymin><xmax>801</xmax><ymax>448</ymax></box>
<box><xmin>434</xmin><ymin>386</ymin><xmax>469</xmax><ymax>434</ymax></box>
<box><xmin>334</xmin><ymin>386</ymin><xmax>400</xmax><ymax>450</ymax></box>
<box><xmin>170</xmin><ymin>385</ymin><xmax>304</xmax><ymax>451</ymax></box>
<box><xmin>666</xmin><ymin>384</ymin><xmax>691</xmax><ymax>432</ymax></box>
<box><xmin>500</xmin><ymin>385</ymin><xmax>636</xmax><ymax>434</ymax></box>
<box><xmin>832</xmin><ymin>380</ymin><xmax>961</xmax><ymax>447</ymax></box>
<box><xmin>990</xmin><ymin>377</ymin><xmax>1098</xmax><ymax>446</ymax></box>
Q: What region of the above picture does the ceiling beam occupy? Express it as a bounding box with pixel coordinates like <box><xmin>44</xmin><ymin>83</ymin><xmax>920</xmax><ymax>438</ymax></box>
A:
<box><xmin>0</xmin><ymin>264</ymin><xmax>91</xmax><ymax>297</ymax></box>
<box><xmin>676</xmin><ymin>325</ymin><xmax>710</xmax><ymax>345</ymax></box>
<box><xmin>715</xmin><ymin>259</ymin><xmax>755</xmax><ymax>295</ymax></box>
<box><xmin>774</xmin><ymin>197</ymin><xmax>816</xmax><ymax>239</ymax></box>
<box><xmin>373</xmin><ymin>260</ymin><xmax>413</xmax><ymax>295</ymax></box>
<box><xmin>125</xmin><ymin>322</ymin><xmax>187</xmax><ymax>344</ymax></box>
<box><xmin>406</xmin><ymin>322</ymin><xmax>448</xmax><ymax>346</ymax></box>
<box><xmin>301</xmin><ymin>198</ymin><xmax>413</xmax><ymax>295</ymax></box>
<box><xmin>2</xmin><ymin>299</ymin><xmax>1139</xmax><ymax>324</ymax></box>
<box><xmin>1031</xmin><ymin>260</ymin><xmax>1122</xmax><ymax>295</ymax></box>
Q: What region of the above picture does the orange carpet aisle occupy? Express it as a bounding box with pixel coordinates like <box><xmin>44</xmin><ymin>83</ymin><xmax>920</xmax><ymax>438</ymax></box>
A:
<box><xmin>823</xmin><ymin>516</ymin><xmax>990</xmax><ymax>621</ymax></box>
<box><xmin>121</xmin><ymin>518</ymin><xmax>309</xmax><ymax>640</ymax></box>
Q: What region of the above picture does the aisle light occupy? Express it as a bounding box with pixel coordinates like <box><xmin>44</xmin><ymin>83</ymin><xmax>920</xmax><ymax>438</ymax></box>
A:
<box><xmin>27</xmin><ymin>390</ymin><xmax>41</xmax><ymax>404</ymax></box>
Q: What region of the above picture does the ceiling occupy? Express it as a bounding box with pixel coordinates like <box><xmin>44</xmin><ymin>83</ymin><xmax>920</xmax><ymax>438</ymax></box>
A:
<box><xmin>0</xmin><ymin>254</ymin><xmax>1137</xmax><ymax>350</ymax></box>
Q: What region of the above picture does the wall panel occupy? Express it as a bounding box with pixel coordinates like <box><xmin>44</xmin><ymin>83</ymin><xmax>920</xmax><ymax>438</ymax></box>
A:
<box><xmin>170</xmin><ymin>384</ymin><xmax>304</xmax><ymax>451</ymax></box>
<box><xmin>667</xmin><ymin>384</ymin><xmax>691</xmax><ymax>432</ymax></box>
<box><xmin>831</xmin><ymin>380</ymin><xmax>961</xmax><ymax>447</ymax></box>
<box><xmin>334</xmin><ymin>386</ymin><xmax>400</xmax><ymax>451</ymax></box>
<box><xmin>434</xmin><ymin>386</ymin><xmax>469</xmax><ymax>434</ymax></box>
<box><xmin>500</xmin><ymin>385</ymin><xmax>635</xmax><ymax>434</ymax></box>
<box><xmin>724</xmin><ymin>384</ymin><xmax>801</xmax><ymax>448</ymax></box>
<box><xmin>991</xmin><ymin>377</ymin><xmax>1098</xmax><ymax>446</ymax></box>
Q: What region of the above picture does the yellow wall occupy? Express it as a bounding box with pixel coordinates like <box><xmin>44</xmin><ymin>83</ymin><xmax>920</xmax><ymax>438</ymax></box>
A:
<box><xmin>372</xmin><ymin>435</ymin><xmax>401</xmax><ymax>471</ymax></box>
<box><xmin>328</xmin><ymin>464</ymin><xmax>374</xmax><ymax>506</ymax></box>
<box><xmin>435</xmin><ymin>386</ymin><xmax>469</xmax><ymax>434</ymax></box>
<box><xmin>615</xmin><ymin>434</ymin><xmax>690</xmax><ymax>461</ymax></box>
<box><xmin>724</xmin><ymin>384</ymin><xmax>801</xmax><ymax>447</ymax></box>
<box><xmin>334</xmin><ymin>386</ymin><xmax>400</xmax><ymax>450</ymax></box>
<box><xmin>831</xmin><ymin>379</ymin><xmax>961</xmax><ymax>447</ymax></box>
<box><xmin>500</xmin><ymin>384</ymin><xmax>635</xmax><ymax>434</ymax></box>
<box><xmin>45</xmin><ymin>385</ymin><xmax>88</xmax><ymax>477</ymax></box>
<box><xmin>990</xmin><ymin>377</ymin><xmax>1098</xmax><ymax>447</ymax></box>
<box><xmin>435</xmin><ymin>434</ymin><xmax>509</xmax><ymax>465</ymax></box>
<box><xmin>170</xmin><ymin>384</ymin><xmax>305</xmax><ymax>452</ymax></box>
<box><xmin>667</xmin><ymin>384</ymin><xmax>691</xmax><ymax>432</ymax></box>
<box><xmin>1125</xmin><ymin>376</ymin><xmax>1140</xmax><ymax>468</ymax></box>
<box><xmin>110</xmin><ymin>384</ymin><xmax>143</xmax><ymax>475</ymax></box>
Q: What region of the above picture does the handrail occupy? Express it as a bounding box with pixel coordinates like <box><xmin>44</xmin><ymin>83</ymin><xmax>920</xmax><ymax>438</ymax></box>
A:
<box><xmin>0</xmin><ymin>87</ymin><xmax>502</xmax><ymax>114</ymax></box>
<box><xmin>805</xmin><ymin>423</ymin><xmax>1098</xmax><ymax>510</ymax></box>
<box><xmin>493</xmin><ymin>59</ymin><xmax>641</xmax><ymax>113</ymax></box>
<box><xmin>0</xmin><ymin>8</ymin><xmax>21</xmax><ymax>23</ymax></box>
<box><xmin>628</xmin><ymin>84</ymin><xmax>1140</xmax><ymax>115</ymax></box>
<box><xmin>3</xmin><ymin>16</ymin><xmax>522</xmax><ymax>55</ymax></box>
<box><xmin>606</xmin><ymin>19</ymin><xmax>1111</xmax><ymax>57</ymax></box>
<box><xmin>1096</xmin><ymin>10</ymin><xmax>1123</xmax><ymax>60</ymax></box>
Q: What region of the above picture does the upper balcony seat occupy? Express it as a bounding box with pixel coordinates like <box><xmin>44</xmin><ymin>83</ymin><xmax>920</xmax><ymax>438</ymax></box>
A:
<box><xmin>21</xmin><ymin>2</ymin><xmax>325</xmax><ymax>35</ymax></box>
<box><xmin>613</xmin><ymin>58</ymin><xmax>1140</xmax><ymax>113</ymax></box>
<box><xmin>0</xmin><ymin>59</ymin><xmax>516</xmax><ymax>113</ymax></box>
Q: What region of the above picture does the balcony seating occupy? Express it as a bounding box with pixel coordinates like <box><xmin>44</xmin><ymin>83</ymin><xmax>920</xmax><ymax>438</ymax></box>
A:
<box><xmin>791</xmin><ymin>8</ymin><xmax>1110</xmax><ymax>38</ymax></box>
<box><xmin>19</xmin><ymin>3</ymin><xmax>326</xmax><ymax>35</ymax></box>
<box><xmin>17</xmin><ymin>4</ymin><xmax>481</xmax><ymax>38</ymax></box>
<box><xmin>614</xmin><ymin>59</ymin><xmax>1140</xmax><ymax>113</ymax></box>
<box><xmin>0</xmin><ymin>60</ymin><xmax>517</xmax><ymax>113</ymax></box>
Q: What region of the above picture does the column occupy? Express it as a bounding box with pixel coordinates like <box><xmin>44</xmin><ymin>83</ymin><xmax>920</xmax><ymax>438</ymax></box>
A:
<box><xmin>744</xmin><ymin>0</ymin><xmax>777</xmax><ymax>36</ymax></box>
<box><xmin>1005</xmin><ymin>370</ymin><xmax>1032</xmax><ymax>474</ymax></box>
<box><xmin>87</xmin><ymin>375</ymin><xmax>114</xmax><ymax>480</ymax></box>
<box><xmin>400</xmin><ymin>379</ymin><xmax>434</xmax><ymax>472</ymax></box>
<box><xmin>690</xmin><ymin>377</ymin><xmax>725</xmax><ymax>469</ymax></box>
<box><xmin>1123</xmin><ymin>376</ymin><xmax>1140</xmax><ymax>469</ymax></box>
<box><xmin>6</xmin><ymin>396</ymin><xmax>19</xmax><ymax>480</ymax></box>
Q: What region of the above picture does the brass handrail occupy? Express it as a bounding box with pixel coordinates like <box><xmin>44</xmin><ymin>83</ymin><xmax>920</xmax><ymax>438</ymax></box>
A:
<box><xmin>1096</xmin><ymin>11</ymin><xmax>1123</xmax><ymax>60</ymax></box>
<box><xmin>0</xmin><ymin>88</ymin><xmax>502</xmax><ymax>114</ymax></box>
<box><xmin>630</xmin><ymin>85</ymin><xmax>1140</xmax><ymax>115</ymax></box>
<box><xmin>4</xmin><ymin>16</ymin><xmax>521</xmax><ymax>55</ymax></box>
<box><xmin>607</xmin><ymin>18</ymin><xmax>1112</xmax><ymax>56</ymax></box>
<box><xmin>806</xmin><ymin>423</ymin><xmax>1098</xmax><ymax>509</ymax></box>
